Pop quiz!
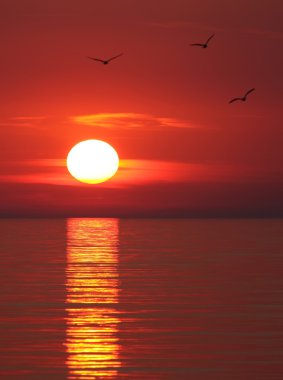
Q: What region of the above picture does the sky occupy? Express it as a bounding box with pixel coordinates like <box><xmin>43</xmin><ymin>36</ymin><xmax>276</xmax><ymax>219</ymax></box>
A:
<box><xmin>0</xmin><ymin>0</ymin><xmax>282</xmax><ymax>217</ymax></box>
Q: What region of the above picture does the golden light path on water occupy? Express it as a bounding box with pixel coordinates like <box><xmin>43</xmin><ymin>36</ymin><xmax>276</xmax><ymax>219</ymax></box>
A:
<box><xmin>65</xmin><ymin>219</ymin><xmax>120</xmax><ymax>379</ymax></box>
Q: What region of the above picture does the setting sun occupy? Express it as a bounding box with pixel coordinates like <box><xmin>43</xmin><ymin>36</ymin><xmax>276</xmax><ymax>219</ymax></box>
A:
<box><xmin>67</xmin><ymin>140</ymin><xmax>119</xmax><ymax>184</ymax></box>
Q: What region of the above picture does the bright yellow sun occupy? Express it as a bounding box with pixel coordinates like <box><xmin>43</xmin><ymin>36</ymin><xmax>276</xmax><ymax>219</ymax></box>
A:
<box><xmin>67</xmin><ymin>140</ymin><xmax>119</xmax><ymax>184</ymax></box>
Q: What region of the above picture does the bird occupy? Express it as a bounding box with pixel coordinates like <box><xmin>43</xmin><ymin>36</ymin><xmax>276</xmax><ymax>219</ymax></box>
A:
<box><xmin>229</xmin><ymin>88</ymin><xmax>255</xmax><ymax>104</ymax></box>
<box><xmin>191</xmin><ymin>34</ymin><xmax>215</xmax><ymax>48</ymax></box>
<box><xmin>87</xmin><ymin>53</ymin><xmax>123</xmax><ymax>65</ymax></box>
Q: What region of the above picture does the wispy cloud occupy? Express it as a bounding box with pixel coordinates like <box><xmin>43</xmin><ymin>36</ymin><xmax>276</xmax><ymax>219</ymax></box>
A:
<box><xmin>0</xmin><ymin>115</ymin><xmax>49</xmax><ymax>129</ymax></box>
<box><xmin>115</xmin><ymin>160</ymin><xmax>271</xmax><ymax>186</ymax></box>
<box><xmin>71</xmin><ymin>113</ymin><xmax>195</xmax><ymax>129</ymax></box>
<box><xmin>0</xmin><ymin>158</ymin><xmax>272</xmax><ymax>188</ymax></box>
<box><xmin>11</xmin><ymin>116</ymin><xmax>48</xmax><ymax>121</ymax></box>
<box><xmin>9</xmin><ymin>159</ymin><xmax>65</xmax><ymax>167</ymax></box>
<box><xmin>0</xmin><ymin>159</ymin><xmax>70</xmax><ymax>186</ymax></box>
<box><xmin>0</xmin><ymin>122</ymin><xmax>36</xmax><ymax>128</ymax></box>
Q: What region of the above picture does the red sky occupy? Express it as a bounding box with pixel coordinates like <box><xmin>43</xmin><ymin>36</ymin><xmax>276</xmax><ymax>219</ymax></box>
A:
<box><xmin>0</xmin><ymin>0</ymin><xmax>282</xmax><ymax>217</ymax></box>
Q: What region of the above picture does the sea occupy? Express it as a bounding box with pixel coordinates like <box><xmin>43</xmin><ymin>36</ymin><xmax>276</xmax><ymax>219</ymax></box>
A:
<box><xmin>0</xmin><ymin>218</ymin><xmax>282</xmax><ymax>379</ymax></box>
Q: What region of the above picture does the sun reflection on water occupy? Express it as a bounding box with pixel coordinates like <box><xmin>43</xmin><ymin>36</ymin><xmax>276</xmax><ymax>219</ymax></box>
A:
<box><xmin>65</xmin><ymin>218</ymin><xmax>120</xmax><ymax>379</ymax></box>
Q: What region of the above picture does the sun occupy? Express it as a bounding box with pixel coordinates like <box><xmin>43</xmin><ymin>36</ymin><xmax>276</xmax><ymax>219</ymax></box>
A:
<box><xmin>67</xmin><ymin>140</ymin><xmax>119</xmax><ymax>184</ymax></box>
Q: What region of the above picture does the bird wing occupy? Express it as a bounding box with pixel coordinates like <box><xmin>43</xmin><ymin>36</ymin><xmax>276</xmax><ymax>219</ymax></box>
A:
<box><xmin>88</xmin><ymin>57</ymin><xmax>105</xmax><ymax>63</ymax></box>
<box><xmin>245</xmin><ymin>88</ymin><xmax>255</xmax><ymax>97</ymax></box>
<box><xmin>107</xmin><ymin>53</ymin><xmax>123</xmax><ymax>62</ymax></box>
<box><xmin>190</xmin><ymin>43</ymin><xmax>204</xmax><ymax>47</ymax></box>
<box><xmin>206</xmin><ymin>34</ymin><xmax>215</xmax><ymax>44</ymax></box>
<box><xmin>229</xmin><ymin>97</ymin><xmax>242</xmax><ymax>104</ymax></box>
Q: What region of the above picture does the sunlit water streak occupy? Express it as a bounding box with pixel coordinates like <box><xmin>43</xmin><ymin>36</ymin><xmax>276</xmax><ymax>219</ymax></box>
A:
<box><xmin>65</xmin><ymin>219</ymin><xmax>120</xmax><ymax>379</ymax></box>
<box><xmin>0</xmin><ymin>218</ymin><xmax>283</xmax><ymax>379</ymax></box>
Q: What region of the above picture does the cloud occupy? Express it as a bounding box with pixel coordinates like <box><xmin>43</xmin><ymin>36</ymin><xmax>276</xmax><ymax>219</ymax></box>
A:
<box><xmin>0</xmin><ymin>115</ymin><xmax>49</xmax><ymax>129</ymax></box>
<box><xmin>5</xmin><ymin>159</ymin><xmax>65</xmax><ymax>168</ymax></box>
<box><xmin>0</xmin><ymin>158</ymin><xmax>273</xmax><ymax>189</ymax></box>
<box><xmin>70</xmin><ymin>113</ymin><xmax>194</xmax><ymax>129</ymax></box>
<box><xmin>115</xmin><ymin>160</ymin><xmax>273</xmax><ymax>186</ymax></box>
<box><xmin>0</xmin><ymin>158</ymin><xmax>194</xmax><ymax>187</ymax></box>
<box><xmin>11</xmin><ymin>116</ymin><xmax>48</xmax><ymax>121</ymax></box>
<box><xmin>0</xmin><ymin>122</ymin><xmax>36</xmax><ymax>128</ymax></box>
<box><xmin>1</xmin><ymin>162</ymin><xmax>282</xmax><ymax>217</ymax></box>
<box><xmin>0</xmin><ymin>159</ymin><xmax>68</xmax><ymax>185</ymax></box>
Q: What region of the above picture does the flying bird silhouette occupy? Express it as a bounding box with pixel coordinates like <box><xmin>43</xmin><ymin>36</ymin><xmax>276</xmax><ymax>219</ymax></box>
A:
<box><xmin>229</xmin><ymin>88</ymin><xmax>255</xmax><ymax>104</ymax></box>
<box><xmin>87</xmin><ymin>53</ymin><xmax>123</xmax><ymax>65</ymax></box>
<box><xmin>191</xmin><ymin>34</ymin><xmax>215</xmax><ymax>48</ymax></box>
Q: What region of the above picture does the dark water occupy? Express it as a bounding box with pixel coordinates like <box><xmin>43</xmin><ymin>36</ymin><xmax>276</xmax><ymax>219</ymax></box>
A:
<box><xmin>0</xmin><ymin>218</ymin><xmax>283</xmax><ymax>379</ymax></box>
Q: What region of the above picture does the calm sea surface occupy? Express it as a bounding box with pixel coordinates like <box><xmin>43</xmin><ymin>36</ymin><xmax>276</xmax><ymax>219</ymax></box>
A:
<box><xmin>0</xmin><ymin>218</ymin><xmax>282</xmax><ymax>379</ymax></box>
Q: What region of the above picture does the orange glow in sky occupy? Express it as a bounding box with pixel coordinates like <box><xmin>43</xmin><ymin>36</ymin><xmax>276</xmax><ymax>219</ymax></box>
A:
<box><xmin>0</xmin><ymin>1</ymin><xmax>282</xmax><ymax>217</ymax></box>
